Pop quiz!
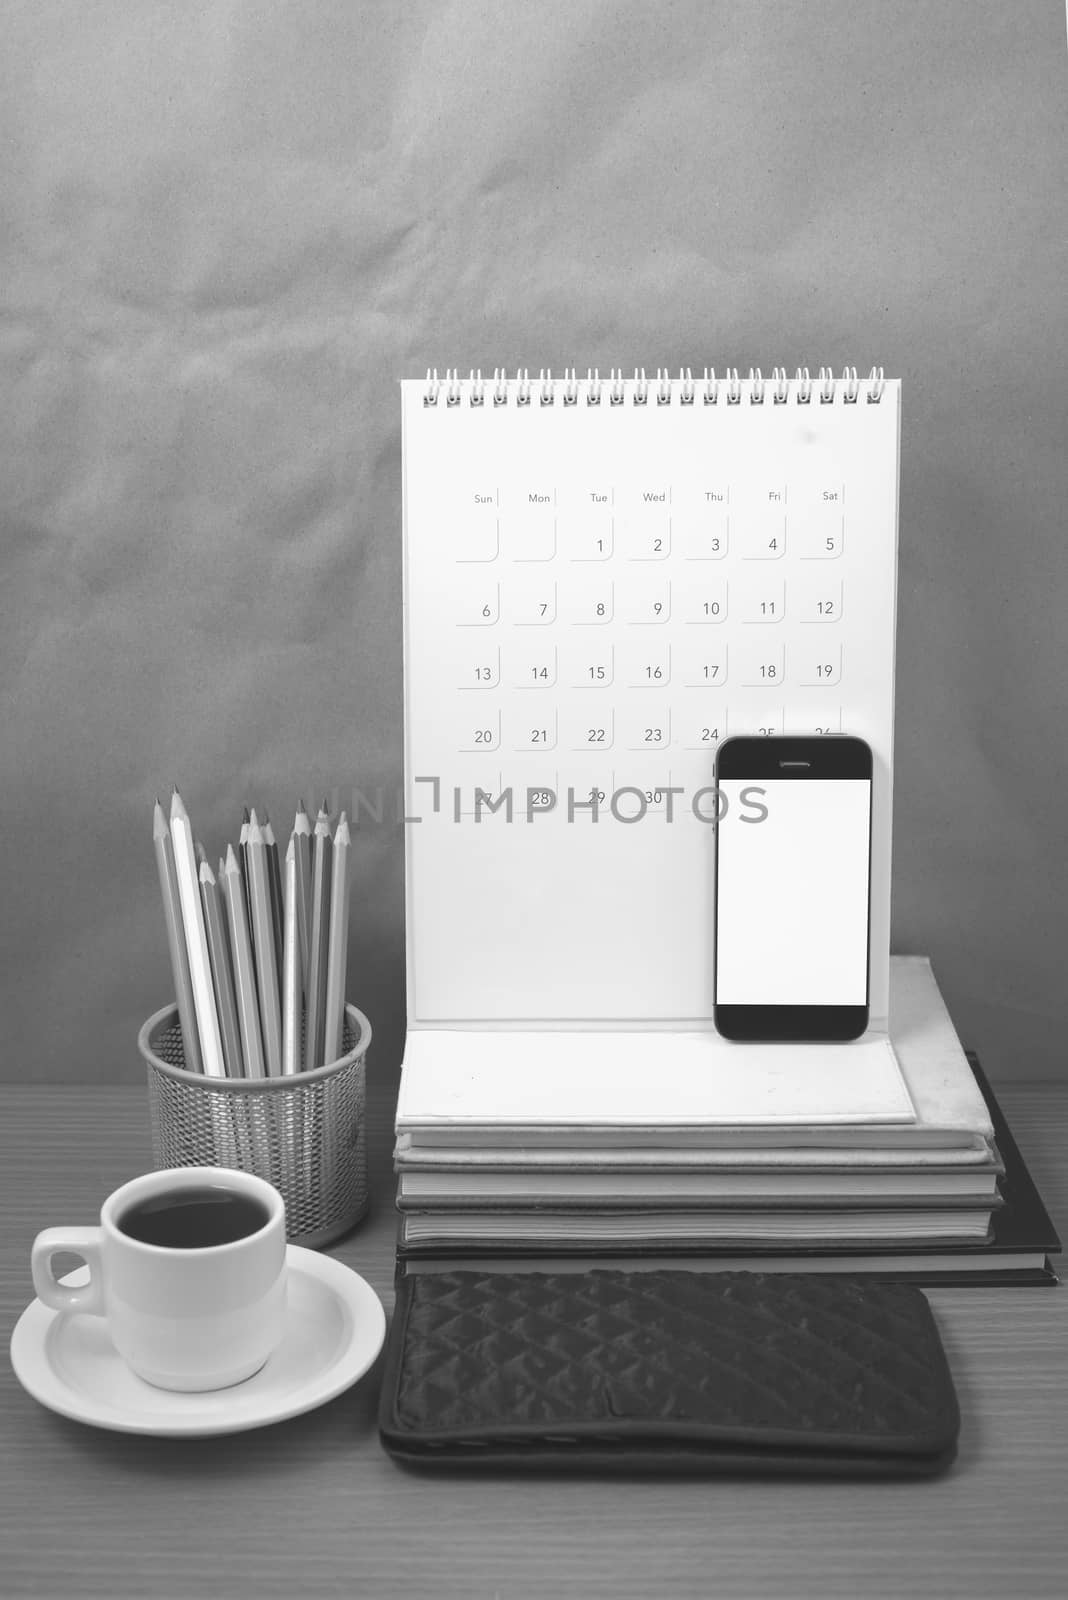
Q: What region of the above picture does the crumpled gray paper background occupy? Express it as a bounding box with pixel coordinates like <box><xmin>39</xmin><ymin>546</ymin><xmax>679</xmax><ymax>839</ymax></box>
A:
<box><xmin>1</xmin><ymin>0</ymin><xmax>1065</xmax><ymax>1083</ymax></box>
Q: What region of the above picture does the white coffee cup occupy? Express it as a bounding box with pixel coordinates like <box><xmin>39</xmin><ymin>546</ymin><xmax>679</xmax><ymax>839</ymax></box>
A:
<box><xmin>30</xmin><ymin>1166</ymin><xmax>287</xmax><ymax>1392</ymax></box>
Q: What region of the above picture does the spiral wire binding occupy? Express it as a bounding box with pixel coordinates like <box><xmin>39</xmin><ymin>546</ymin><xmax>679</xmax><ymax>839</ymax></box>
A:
<box><xmin>423</xmin><ymin>366</ymin><xmax>887</xmax><ymax>406</ymax></box>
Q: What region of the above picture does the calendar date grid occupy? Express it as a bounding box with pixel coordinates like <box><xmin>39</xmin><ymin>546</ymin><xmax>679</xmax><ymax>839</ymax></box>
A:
<box><xmin>445</xmin><ymin>476</ymin><xmax>850</xmax><ymax>766</ymax></box>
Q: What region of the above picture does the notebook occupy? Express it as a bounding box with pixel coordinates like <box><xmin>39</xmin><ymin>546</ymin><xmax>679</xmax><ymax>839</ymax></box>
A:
<box><xmin>397</xmin><ymin>1060</ymin><xmax>1060</xmax><ymax>1285</ymax></box>
<box><xmin>398</xmin><ymin>1208</ymin><xmax>994</xmax><ymax>1249</ymax></box>
<box><xmin>399</xmin><ymin>1209</ymin><xmax>991</xmax><ymax>1248</ymax></box>
<box><xmin>395</xmin><ymin>1136</ymin><xmax>1000</xmax><ymax>1169</ymax></box>
<box><xmin>395</xmin><ymin>958</ymin><xmax>994</xmax><ymax>1150</ymax></box>
<box><xmin>402</xmin><ymin>367</ymin><xmax>900</xmax><ymax>1035</ymax></box>
<box><xmin>396</xmin><ymin>1029</ymin><xmax>913</xmax><ymax>1144</ymax></box>
<box><xmin>396</xmin><ymin>1168</ymin><xmax>1001</xmax><ymax>1207</ymax></box>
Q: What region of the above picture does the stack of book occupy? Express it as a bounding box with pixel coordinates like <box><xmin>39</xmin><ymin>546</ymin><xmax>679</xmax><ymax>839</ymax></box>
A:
<box><xmin>393</xmin><ymin>959</ymin><xmax>1059</xmax><ymax>1284</ymax></box>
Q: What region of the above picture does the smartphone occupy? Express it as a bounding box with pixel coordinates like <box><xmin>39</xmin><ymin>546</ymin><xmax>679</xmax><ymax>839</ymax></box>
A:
<box><xmin>713</xmin><ymin>735</ymin><xmax>873</xmax><ymax>1042</ymax></box>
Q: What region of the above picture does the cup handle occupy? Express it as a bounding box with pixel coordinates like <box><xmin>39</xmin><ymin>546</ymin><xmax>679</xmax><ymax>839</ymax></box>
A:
<box><xmin>31</xmin><ymin>1227</ymin><xmax>106</xmax><ymax>1317</ymax></box>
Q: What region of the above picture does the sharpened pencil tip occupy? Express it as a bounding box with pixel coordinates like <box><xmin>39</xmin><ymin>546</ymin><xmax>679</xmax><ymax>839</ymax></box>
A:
<box><xmin>249</xmin><ymin>807</ymin><xmax>260</xmax><ymax>828</ymax></box>
<box><xmin>242</xmin><ymin>806</ymin><xmax>251</xmax><ymax>824</ymax></box>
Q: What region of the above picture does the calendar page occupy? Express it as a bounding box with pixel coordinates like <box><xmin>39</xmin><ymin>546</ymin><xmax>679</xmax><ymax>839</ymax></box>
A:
<box><xmin>402</xmin><ymin>371</ymin><xmax>900</xmax><ymax>1030</ymax></box>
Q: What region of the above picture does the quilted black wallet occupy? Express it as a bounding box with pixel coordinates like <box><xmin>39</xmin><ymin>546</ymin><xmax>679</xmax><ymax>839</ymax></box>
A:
<box><xmin>378</xmin><ymin>1269</ymin><xmax>960</xmax><ymax>1475</ymax></box>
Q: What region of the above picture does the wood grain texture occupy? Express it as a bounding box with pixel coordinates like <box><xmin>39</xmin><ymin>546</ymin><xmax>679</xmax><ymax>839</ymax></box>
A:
<box><xmin>1</xmin><ymin>1082</ymin><xmax>1065</xmax><ymax>1600</ymax></box>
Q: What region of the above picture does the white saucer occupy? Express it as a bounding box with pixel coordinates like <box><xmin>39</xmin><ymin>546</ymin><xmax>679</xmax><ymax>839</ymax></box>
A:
<box><xmin>9</xmin><ymin>1245</ymin><xmax>387</xmax><ymax>1437</ymax></box>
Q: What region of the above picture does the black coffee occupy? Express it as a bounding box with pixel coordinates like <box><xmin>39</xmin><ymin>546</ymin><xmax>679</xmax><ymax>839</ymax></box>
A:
<box><xmin>117</xmin><ymin>1185</ymin><xmax>271</xmax><ymax>1249</ymax></box>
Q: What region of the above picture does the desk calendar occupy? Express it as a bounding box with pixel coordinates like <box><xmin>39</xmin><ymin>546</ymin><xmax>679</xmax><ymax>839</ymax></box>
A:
<box><xmin>402</xmin><ymin>369</ymin><xmax>900</xmax><ymax>1033</ymax></box>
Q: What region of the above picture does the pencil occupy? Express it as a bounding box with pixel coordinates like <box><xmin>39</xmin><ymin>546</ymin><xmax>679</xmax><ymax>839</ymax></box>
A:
<box><xmin>322</xmin><ymin>813</ymin><xmax>351</xmax><ymax>1067</ymax></box>
<box><xmin>303</xmin><ymin>805</ymin><xmax>333</xmax><ymax>1072</ymax></box>
<box><xmin>281</xmin><ymin>838</ymin><xmax>302</xmax><ymax>1076</ymax></box>
<box><xmin>263</xmin><ymin>814</ymin><xmax>285</xmax><ymax>978</ymax></box>
<box><xmin>199</xmin><ymin>860</ymin><xmax>245</xmax><ymax>1078</ymax></box>
<box><xmin>239</xmin><ymin>809</ymin><xmax>252</xmax><ymax>935</ymax></box>
<box><xmin>169</xmin><ymin>790</ymin><xmax>226</xmax><ymax>1078</ymax></box>
<box><xmin>221</xmin><ymin>844</ymin><xmax>265</xmax><ymax>1079</ymax></box>
<box><xmin>293</xmin><ymin>802</ymin><xmax>313</xmax><ymax>989</ymax></box>
<box><xmin>247</xmin><ymin>813</ymin><xmax>283</xmax><ymax>1076</ymax></box>
<box><xmin>152</xmin><ymin>799</ymin><xmax>203</xmax><ymax>1074</ymax></box>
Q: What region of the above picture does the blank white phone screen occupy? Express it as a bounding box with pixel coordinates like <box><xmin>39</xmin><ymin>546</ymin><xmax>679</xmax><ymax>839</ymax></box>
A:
<box><xmin>715</xmin><ymin>779</ymin><xmax>871</xmax><ymax>1006</ymax></box>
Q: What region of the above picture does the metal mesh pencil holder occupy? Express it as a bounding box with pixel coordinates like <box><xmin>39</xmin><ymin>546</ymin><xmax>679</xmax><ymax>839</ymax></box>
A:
<box><xmin>138</xmin><ymin>1002</ymin><xmax>372</xmax><ymax>1250</ymax></box>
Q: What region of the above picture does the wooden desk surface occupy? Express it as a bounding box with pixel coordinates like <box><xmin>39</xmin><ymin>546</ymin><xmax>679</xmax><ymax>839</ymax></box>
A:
<box><xmin>1</xmin><ymin>1077</ymin><xmax>1064</xmax><ymax>1600</ymax></box>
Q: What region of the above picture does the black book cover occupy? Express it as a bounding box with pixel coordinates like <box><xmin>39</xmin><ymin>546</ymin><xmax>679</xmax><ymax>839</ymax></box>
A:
<box><xmin>967</xmin><ymin>1054</ymin><xmax>1061</xmax><ymax>1261</ymax></box>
